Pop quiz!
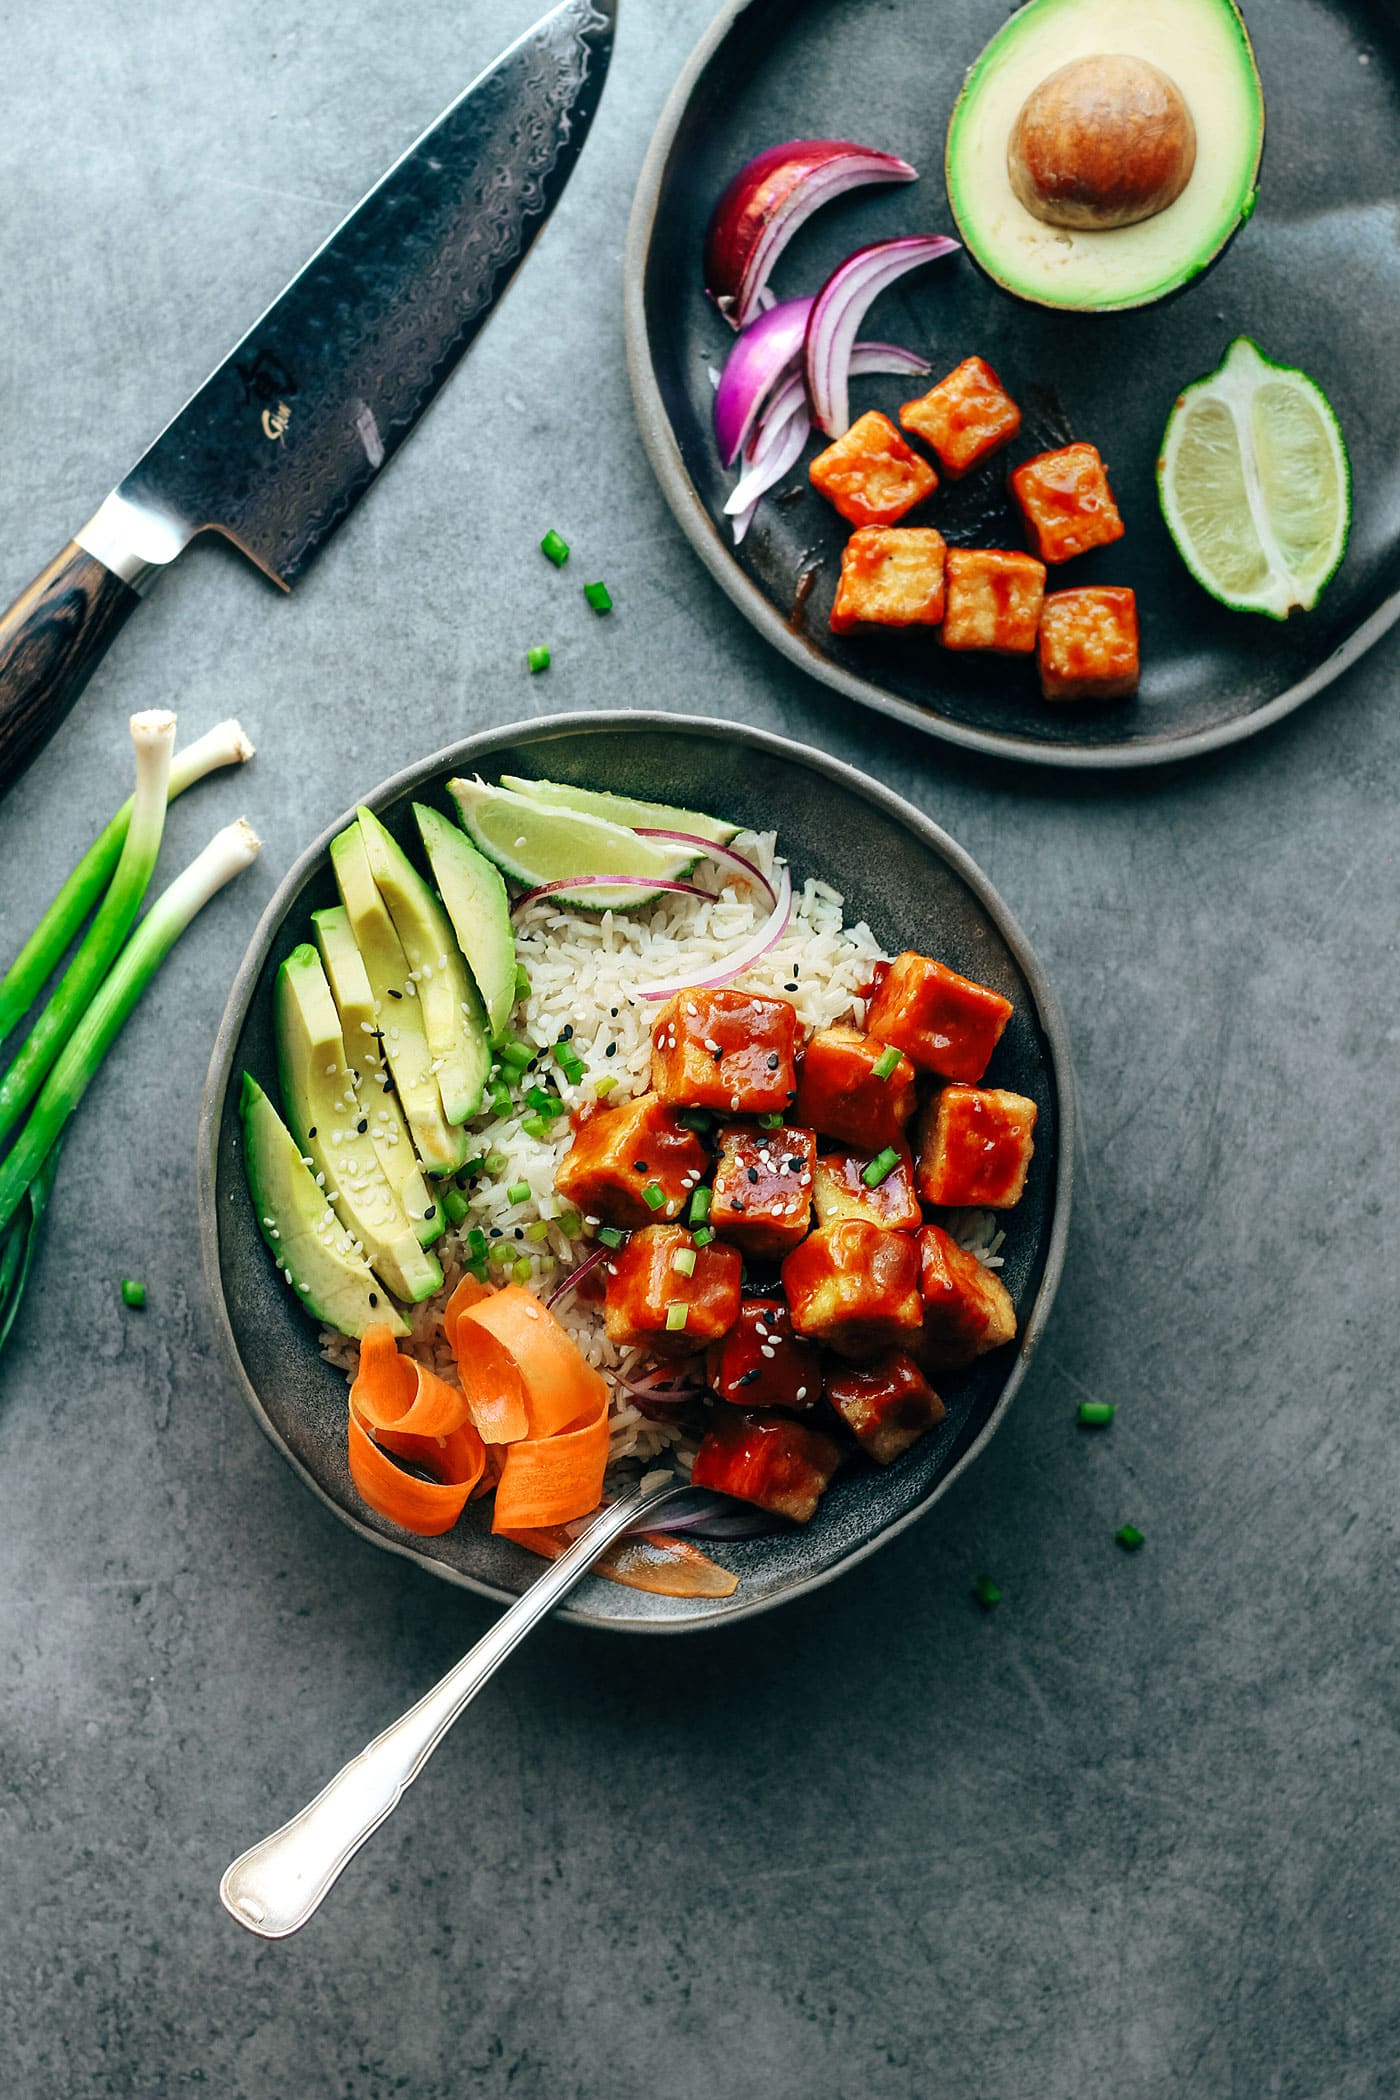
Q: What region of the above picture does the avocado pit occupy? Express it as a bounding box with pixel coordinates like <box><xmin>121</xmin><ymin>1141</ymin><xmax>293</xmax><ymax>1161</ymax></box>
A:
<box><xmin>1007</xmin><ymin>54</ymin><xmax>1197</xmax><ymax>231</ymax></box>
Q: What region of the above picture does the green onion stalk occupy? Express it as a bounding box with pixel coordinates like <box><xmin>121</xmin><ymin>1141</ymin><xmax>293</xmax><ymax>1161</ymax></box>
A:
<box><xmin>0</xmin><ymin>716</ymin><xmax>253</xmax><ymax>1050</ymax></box>
<box><xmin>0</xmin><ymin>818</ymin><xmax>262</xmax><ymax>1241</ymax></box>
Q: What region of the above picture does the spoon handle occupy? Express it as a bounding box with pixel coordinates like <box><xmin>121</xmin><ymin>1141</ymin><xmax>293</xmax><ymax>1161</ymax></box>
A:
<box><xmin>219</xmin><ymin>1483</ymin><xmax>681</xmax><ymax>1939</ymax></box>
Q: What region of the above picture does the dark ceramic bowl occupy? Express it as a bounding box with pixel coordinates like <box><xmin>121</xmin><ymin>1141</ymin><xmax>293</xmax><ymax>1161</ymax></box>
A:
<box><xmin>198</xmin><ymin>714</ymin><xmax>1073</xmax><ymax>1629</ymax></box>
<box><xmin>625</xmin><ymin>0</ymin><xmax>1400</xmax><ymax>768</ymax></box>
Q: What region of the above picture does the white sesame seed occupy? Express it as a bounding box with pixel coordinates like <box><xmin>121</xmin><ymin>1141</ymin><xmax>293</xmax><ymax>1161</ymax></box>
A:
<box><xmin>795</xmin><ymin>1386</ymin><xmax>808</xmax><ymax>1401</ymax></box>
<box><xmin>760</xmin><ymin>1344</ymin><xmax>775</xmax><ymax>1359</ymax></box>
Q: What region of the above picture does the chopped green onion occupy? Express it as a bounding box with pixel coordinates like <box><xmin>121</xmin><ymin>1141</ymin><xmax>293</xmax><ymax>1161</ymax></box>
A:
<box><xmin>552</xmin><ymin>1041</ymin><xmax>585</xmax><ymax>1083</ymax></box>
<box><xmin>507</xmin><ymin>1180</ymin><xmax>531</xmax><ymax>1205</ymax></box>
<box><xmin>460</xmin><ymin>1155</ymin><xmax>486</xmax><ymax>1180</ymax></box>
<box><xmin>594</xmin><ymin>1075</ymin><xmax>618</xmax><ymax>1097</ymax></box>
<box><xmin>512</xmin><ymin>1257</ymin><xmax>533</xmax><ymax>1284</ymax></box>
<box><xmin>498</xmin><ymin>1036</ymin><xmax>534</xmax><ymax>1070</ymax></box>
<box><xmin>514</xmin><ymin>965</ymin><xmax>531</xmax><ymax>1002</ymax></box>
<box><xmin>526</xmin><ymin>1220</ymin><xmax>550</xmax><ymax>1243</ymax></box>
<box><xmin>1116</xmin><ymin>1523</ymin><xmax>1145</xmax><ymax>1551</ymax></box>
<box><xmin>664</xmin><ymin>1303</ymin><xmax>688</xmax><ymax>1333</ymax></box>
<box><xmin>972</xmin><ymin>1574</ymin><xmax>1002</xmax><ymax>1611</ymax></box>
<box><xmin>757</xmin><ymin>1111</ymin><xmax>784</xmax><ymax>1129</ymax></box>
<box><xmin>524</xmin><ymin>1085</ymin><xmax>558</xmax><ymax>1113</ymax></box>
<box><xmin>692</xmin><ymin>1225</ymin><xmax>715</xmax><ymax>1248</ymax></box>
<box><xmin>467</xmin><ymin>1229</ymin><xmax>489</xmax><ymax>1259</ymax></box>
<box><xmin>488</xmin><ymin>1079</ymin><xmax>513</xmax><ymax>1119</ymax></box>
<box><xmin>583</xmin><ymin>580</ymin><xmax>613</xmax><ymax>615</ymax></box>
<box><xmin>642</xmin><ymin>1182</ymin><xmax>666</xmax><ymax>1212</ymax></box>
<box><xmin>671</xmin><ymin>1247</ymin><xmax>697</xmax><ymax>1278</ymax></box>
<box><xmin>558</xmin><ymin>1210</ymin><xmax>582</xmax><ymax>1239</ymax></box>
<box><xmin>520</xmin><ymin>1113</ymin><xmax>549</xmax><ymax>1141</ymax></box>
<box><xmin>526</xmin><ymin>645</ymin><xmax>550</xmax><ymax>674</ymax></box>
<box><xmin>484</xmin><ymin>1150</ymin><xmax>508</xmax><ymax>1174</ymax></box>
<box><xmin>442</xmin><ymin>1188</ymin><xmax>470</xmax><ymax>1224</ymax></box>
<box><xmin>120</xmin><ymin>1278</ymin><xmax>146</xmax><ymax>1310</ymax></box>
<box><xmin>540</xmin><ymin>529</ymin><xmax>570</xmax><ymax>566</ymax></box>
<box><xmin>862</xmin><ymin>1147</ymin><xmax>900</xmax><ymax>1188</ymax></box>
<box><xmin>678</xmin><ymin>1109</ymin><xmax>712</xmax><ymax>1133</ymax></box>
<box><xmin>489</xmin><ymin>1242</ymin><xmax>515</xmax><ymax>1265</ymax></box>
<box><xmin>597</xmin><ymin>1225</ymin><xmax>625</xmax><ymax>1249</ymax></box>
<box><xmin>467</xmin><ymin>1257</ymin><xmax>490</xmax><ymax>1284</ymax></box>
<box><xmin>872</xmin><ymin>1045</ymin><xmax>901</xmax><ymax>1080</ymax></box>
<box><xmin>1077</xmin><ymin>1401</ymin><xmax>1115</xmax><ymax>1427</ymax></box>
<box><xmin>688</xmin><ymin>1186</ymin><xmax>712</xmax><ymax>1225</ymax></box>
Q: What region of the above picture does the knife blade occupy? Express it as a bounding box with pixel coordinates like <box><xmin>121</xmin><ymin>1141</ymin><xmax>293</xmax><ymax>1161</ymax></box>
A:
<box><xmin>0</xmin><ymin>0</ymin><xmax>614</xmax><ymax>795</ymax></box>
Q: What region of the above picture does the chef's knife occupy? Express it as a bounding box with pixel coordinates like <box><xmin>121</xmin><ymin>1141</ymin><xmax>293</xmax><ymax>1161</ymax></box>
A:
<box><xmin>0</xmin><ymin>0</ymin><xmax>614</xmax><ymax>795</ymax></box>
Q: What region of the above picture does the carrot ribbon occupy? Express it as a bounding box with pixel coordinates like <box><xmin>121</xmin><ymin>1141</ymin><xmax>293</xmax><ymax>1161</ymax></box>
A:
<box><xmin>347</xmin><ymin>1323</ymin><xmax>485</xmax><ymax>1537</ymax></box>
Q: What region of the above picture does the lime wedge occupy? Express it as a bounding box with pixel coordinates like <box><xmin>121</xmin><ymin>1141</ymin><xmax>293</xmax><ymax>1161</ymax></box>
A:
<box><xmin>497</xmin><ymin>773</ymin><xmax>740</xmax><ymax>846</ymax></box>
<box><xmin>447</xmin><ymin>777</ymin><xmax>702</xmax><ymax>912</ymax></box>
<box><xmin>1158</xmin><ymin>337</ymin><xmax>1350</xmax><ymax>620</ymax></box>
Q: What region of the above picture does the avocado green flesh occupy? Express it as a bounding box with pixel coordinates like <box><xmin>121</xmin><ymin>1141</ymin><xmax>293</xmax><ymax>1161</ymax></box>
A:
<box><xmin>355</xmin><ymin>806</ymin><xmax>491</xmax><ymax>1126</ymax></box>
<box><xmin>945</xmin><ymin>0</ymin><xmax>1264</xmax><ymax>313</ymax></box>
<box><xmin>329</xmin><ymin>824</ymin><xmax>468</xmax><ymax>1176</ymax></box>
<box><xmin>496</xmin><ymin>774</ymin><xmax>741</xmax><ymax>848</ymax></box>
<box><xmin>275</xmin><ymin>945</ymin><xmax>443</xmax><ymax>1304</ymax></box>
<box><xmin>414</xmin><ymin>802</ymin><xmax>517</xmax><ymax>1045</ymax></box>
<box><xmin>240</xmin><ymin>1072</ymin><xmax>407</xmax><ymax>1341</ymax></box>
<box><xmin>311</xmin><ymin>907</ymin><xmax>444</xmax><ymax>1244</ymax></box>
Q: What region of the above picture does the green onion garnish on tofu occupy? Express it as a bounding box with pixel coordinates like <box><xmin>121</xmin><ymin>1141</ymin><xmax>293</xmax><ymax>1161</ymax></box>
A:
<box><xmin>862</xmin><ymin>1147</ymin><xmax>900</xmax><ymax>1187</ymax></box>
<box><xmin>872</xmin><ymin>1046</ymin><xmax>901</xmax><ymax>1080</ymax></box>
<box><xmin>688</xmin><ymin>1187</ymin><xmax>712</xmax><ymax>1226</ymax></box>
<box><xmin>598</xmin><ymin>1226</ymin><xmax>625</xmax><ymax>1249</ymax></box>
<box><xmin>671</xmin><ymin>1247</ymin><xmax>697</xmax><ymax>1277</ymax></box>
<box><xmin>664</xmin><ymin>1303</ymin><xmax>688</xmax><ymax>1332</ymax></box>
<box><xmin>642</xmin><ymin>1182</ymin><xmax>666</xmax><ymax>1211</ymax></box>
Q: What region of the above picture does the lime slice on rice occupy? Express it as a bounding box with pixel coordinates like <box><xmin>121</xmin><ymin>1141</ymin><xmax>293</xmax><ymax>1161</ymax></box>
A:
<box><xmin>447</xmin><ymin>777</ymin><xmax>703</xmax><ymax>912</ymax></box>
<box><xmin>1158</xmin><ymin>336</ymin><xmax>1350</xmax><ymax>620</ymax></box>
<box><xmin>497</xmin><ymin>774</ymin><xmax>740</xmax><ymax>847</ymax></box>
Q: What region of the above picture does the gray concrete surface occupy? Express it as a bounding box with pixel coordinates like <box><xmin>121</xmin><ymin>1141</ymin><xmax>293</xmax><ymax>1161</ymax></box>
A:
<box><xmin>1</xmin><ymin>3</ymin><xmax>1397</xmax><ymax>2095</ymax></box>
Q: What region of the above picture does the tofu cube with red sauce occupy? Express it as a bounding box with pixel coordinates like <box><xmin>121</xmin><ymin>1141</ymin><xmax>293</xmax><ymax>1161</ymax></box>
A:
<box><xmin>1011</xmin><ymin>442</ymin><xmax>1126</xmax><ymax>565</ymax></box>
<box><xmin>781</xmin><ymin>1221</ymin><xmax>924</xmax><ymax>1359</ymax></box>
<box><xmin>940</xmin><ymin>548</ymin><xmax>1046</xmax><ymax>655</ymax></box>
<box><xmin>811</xmin><ymin>1145</ymin><xmax>921</xmax><ymax>1234</ymax></box>
<box><xmin>690</xmin><ymin>1408</ymin><xmax>843</xmax><ymax>1524</ymax></box>
<box><xmin>603</xmin><ymin>1225</ymin><xmax>741</xmax><ymax>1358</ymax></box>
<box><xmin>650</xmin><ymin>988</ymin><xmax>799</xmax><ymax>1117</ymax></box>
<box><xmin>709</xmin><ymin>1124</ymin><xmax>815</xmax><ymax>1258</ymax></box>
<box><xmin>917</xmin><ymin>1223</ymin><xmax>1017</xmax><ymax>1370</ymax></box>
<box><xmin>1038</xmin><ymin>586</ymin><xmax>1140</xmax><ymax>702</ymax></box>
<box><xmin>809</xmin><ymin>411</ymin><xmax>938</xmax><ymax>528</ymax></box>
<box><xmin>864</xmin><ymin>951</ymin><xmax>1012</xmax><ymax>1084</ymax></box>
<box><xmin>830</xmin><ymin>526</ymin><xmax>946</xmax><ymax>634</ymax></box>
<box><xmin>794</xmin><ymin>1026</ymin><xmax>917</xmax><ymax>1152</ymax></box>
<box><xmin>554</xmin><ymin>1091</ymin><xmax>709</xmax><ymax>1229</ymax></box>
<box><xmin>899</xmin><ymin>356</ymin><xmax>1022</xmax><ymax>479</ymax></box>
<box><xmin>916</xmin><ymin>1086</ymin><xmax>1038</xmax><ymax>1210</ymax></box>
<box><xmin>706</xmin><ymin>1297</ymin><xmax>822</xmax><ymax>1411</ymax></box>
<box><xmin>825</xmin><ymin>1352</ymin><xmax>947</xmax><ymax>1464</ymax></box>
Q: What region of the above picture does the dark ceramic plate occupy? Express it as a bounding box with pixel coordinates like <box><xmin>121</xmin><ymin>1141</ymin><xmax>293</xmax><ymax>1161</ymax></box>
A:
<box><xmin>625</xmin><ymin>0</ymin><xmax>1400</xmax><ymax>769</ymax></box>
<box><xmin>198</xmin><ymin>714</ymin><xmax>1073</xmax><ymax>1630</ymax></box>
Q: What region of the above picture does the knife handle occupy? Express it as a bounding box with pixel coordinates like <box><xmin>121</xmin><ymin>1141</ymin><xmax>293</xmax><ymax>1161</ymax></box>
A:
<box><xmin>0</xmin><ymin>543</ymin><xmax>139</xmax><ymax>797</ymax></box>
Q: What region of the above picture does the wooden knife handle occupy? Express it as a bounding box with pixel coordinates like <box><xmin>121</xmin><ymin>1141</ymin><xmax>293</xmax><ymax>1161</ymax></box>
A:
<box><xmin>0</xmin><ymin>543</ymin><xmax>139</xmax><ymax>797</ymax></box>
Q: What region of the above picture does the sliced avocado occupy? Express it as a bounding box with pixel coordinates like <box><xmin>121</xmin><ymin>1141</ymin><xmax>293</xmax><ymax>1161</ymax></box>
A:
<box><xmin>329</xmin><ymin>823</ymin><xmax>468</xmax><ymax>1176</ymax></box>
<box><xmin>945</xmin><ymin>0</ymin><xmax>1264</xmax><ymax>312</ymax></box>
<box><xmin>275</xmin><ymin>944</ymin><xmax>443</xmax><ymax>1304</ymax></box>
<box><xmin>312</xmin><ymin>907</ymin><xmax>445</xmax><ymax>1244</ymax></box>
<box><xmin>240</xmin><ymin>1072</ymin><xmax>407</xmax><ymax>1340</ymax></box>
<box><xmin>413</xmin><ymin>802</ymin><xmax>516</xmax><ymax>1044</ymax></box>
<box><xmin>355</xmin><ymin>805</ymin><xmax>491</xmax><ymax>1125</ymax></box>
<box><xmin>496</xmin><ymin>774</ymin><xmax>741</xmax><ymax>848</ymax></box>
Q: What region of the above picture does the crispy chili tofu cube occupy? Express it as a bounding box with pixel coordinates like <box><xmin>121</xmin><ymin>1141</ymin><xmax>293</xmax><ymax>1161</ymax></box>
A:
<box><xmin>794</xmin><ymin>1027</ymin><xmax>917</xmax><ymax>1152</ymax></box>
<box><xmin>603</xmin><ymin>1224</ymin><xmax>741</xmax><ymax>1358</ymax></box>
<box><xmin>830</xmin><ymin>526</ymin><xmax>947</xmax><ymax>634</ymax></box>
<box><xmin>1011</xmin><ymin>442</ymin><xmax>1125</xmax><ymax>565</ymax></box>
<box><xmin>809</xmin><ymin>410</ymin><xmax>938</xmax><ymax>528</ymax></box>
<box><xmin>650</xmin><ymin>988</ymin><xmax>799</xmax><ymax>1116</ymax></box>
<box><xmin>1038</xmin><ymin>586</ymin><xmax>1140</xmax><ymax>702</ymax></box>
<box><xmin>781</xmin><ymin>1220</ymin><xmax>924</xmax><ymax>1359</ymax></box>
<box><xmin>690</xmin><ymin>1408</ymin><xmax>843</xmax><ymax>1524</ymax></box>
<box><xmin>916</xmin><ymin>1085</ymin><xmax>1038</xmax><ymax>1210</ymax></box>
<box><xmin>811</xmin><ymin>1144</ymin><xmax>921</xmax><ymax>1234</ymax></box>
<box><xmin>706</xmin><ymin>1297</ymin><xmax>822</xmax><ymax>1411</ymax></box>
<box><xmin>940</xmin><ymin>548</ymin><xmax>1046</xmax><ymax>655</ymax></box>
<box><xmin>825</xmin><ymin>1352</ymin><xmax>946</xmax><ymax>1464</ymax></box>
<box><xmin>554</xmin><ymin>1091</ymin><xmax>709</xmax><ymax>1229</ymax></box>
<box><xmin>710</xmin><ymin>1124</ymin><xmax>815</xmax><ymax>1258</ymax></box>
<box><xmin>864</xmin><ymin>951</ymin><xmax>1012</xmax><ymax>1084</ymax></box>
<box><xmin>917</xmin><ymin>1223</ymin><xmax>1017</xmax><ymax>1370</ymax></box>
<box><xmin>899</xmin><ymin>356</ymin><xmax>1022</xmax><ymax>479</ymax></box>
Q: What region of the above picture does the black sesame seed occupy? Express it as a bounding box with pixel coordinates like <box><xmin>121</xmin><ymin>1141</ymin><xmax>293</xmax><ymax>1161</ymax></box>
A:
<box><xmin>514</xmin><ymin>1227</ymin><xmax>523</xmax><ymax>1241</ymax></box>
<box><xmin>731</xmin><ymin>1198</ymin><xmax>746</xmax><ymax>1213</ymax></box>
<box><xmin>369</xmin><ymin>1292</ymin><xmax>378</xmax><ymax>1307</ymax></box>
<box><xmin>766</xmin><ymin>1053</ymin><xmax>780</xmax><ymax>1070</ymax></box>
<box><xmin>737</xmin><ymin>1368</ymin><xmax>760</xmax><ymax>1387</ymax></box>
<box><xmin>712</xmin><ymin>1048</ymin><xmax>724</xmax><ymax>1063</ymax></box>
<box><xmin>561</xmin><ymin>1024</ymin><xmax>574</xmax><ymax>1041</ymax></box>
<box><xmin>387</xmin><ymin>988</ymin><xmax>402</xmax><ymax>1000</ymax></box>
<box><xmin>633</xmin><ymin>1160</ymin><xmax>649</xmax><ymax>1173</ymax></box>
<box><xmin>423</xmin><ymin>1207</ymin><xmax>434</xmax><ymax>1220</ymax></box>
<box><xmin>610</xmin><ymin>1007</ymin><xmax>619</xmax><ymax>1018</ymax></box>
<box><xmin>784</xmin><ymin>982</ymin><xmax>798</xmax><ymax>993</ymax></box>
<box><xmin>357</xmin><ymin>1119</ymin><xmax>368</xmax><ymax>1134</ymax></box>
<box><xmin>489</xmin><ymin>1227</ymin><xmax>503</xmax><ymax>1239</ymax></box>
<box><xmin>605</xmin><ymin>1042</ymin><xmax>617</xmax><ymax>1056</ymax></box>
<box><xmin>308</xmin><ymin>1126</ymin><xmax>317</xmax><ymax>1138</ymax></box>
<box><xmin>747</xmin><ymin>1167</ymin><xmax>759</xmax><ymax>1184</ymax></box>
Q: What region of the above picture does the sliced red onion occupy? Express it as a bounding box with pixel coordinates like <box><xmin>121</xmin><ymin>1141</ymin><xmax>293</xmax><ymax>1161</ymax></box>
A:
<box><xmin>712</xmin><ymin>297</ymin><xmax>811</xmax><ymax>467</ymax></box>
<box><xmin>638</xmin><ymin>863</ymin><xmax>793</xmax><ymax>1002</ymax></box>
<box><xmin>634</xmin><ymin>829</ymin><xmax>778</xmax><ymax>907</ymax></box>
<box><xmin>704</xmin><ymin>140</ymin><xmax>918</xmax><ymax>330</ymax></box>
<box><xmin>745</xmin><ymin>368</ymin><xmax>807</xmax><ymax>457</ymax></box>
<box><xmin>513</xmin><ymin>874</ymin><xmax>710</xmax><ymax>916</ymax></box>
<box><xmin>805</xmin><ymin>236</ymin><xmax>960</xmax><ymax>437</ymax></box>
<box><xmin>728</xmin><ymin>407</ymin><xmax>811</xmax><ymax>541</ymax></box>
<box><xmin>848</xmin><ymin>340</ymin><xmax>932</xmax><ymax>379</ymax></box>
<box><xmin>546</xmin><ymin>1246</ymin><xmax>607</xmax><ymax>1310</ymax></box>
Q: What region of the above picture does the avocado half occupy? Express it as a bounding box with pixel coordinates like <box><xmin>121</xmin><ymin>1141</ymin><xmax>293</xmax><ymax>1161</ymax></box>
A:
<box><xmin>945</xmin><ymin>0</ymin><xmax>1265</xmax><ymax>313</ymax></box>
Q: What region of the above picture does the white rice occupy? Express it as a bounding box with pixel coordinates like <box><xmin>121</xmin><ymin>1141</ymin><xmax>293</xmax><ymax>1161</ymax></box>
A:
<box><xmin>319</xmin><ymin>826</ymin><xmax>1004</xmax><ymax>1480</ymax></box>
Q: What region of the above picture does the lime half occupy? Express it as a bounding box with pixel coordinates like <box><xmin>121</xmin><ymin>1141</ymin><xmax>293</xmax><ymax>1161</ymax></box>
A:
<box><xmin>1158</xmin><ymin>337</ymin><xmax>1351</xmax><ymax>620</ymax></box>
<box><xmin>497</xmin><ymin>774</ymin><xmax>740</xmax><ymax>847</ymax></box>
<box><xmin>447</xmin><ymin>777</ymin><xmax>702</xmax><ymax>911</ymax></box>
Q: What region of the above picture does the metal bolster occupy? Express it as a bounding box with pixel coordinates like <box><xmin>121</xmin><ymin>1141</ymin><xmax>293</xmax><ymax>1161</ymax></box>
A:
<box><xmin>74</xmin><ymin>489</ymin><xmax>192</xmax><ymax>597</ymax></box>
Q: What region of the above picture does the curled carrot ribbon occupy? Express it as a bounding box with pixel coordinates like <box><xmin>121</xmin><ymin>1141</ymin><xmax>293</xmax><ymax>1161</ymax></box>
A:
<box><xmin>347</xmin><ymin>1323</ymin><xmax>485</xmax><ymax>1537</ymax></box>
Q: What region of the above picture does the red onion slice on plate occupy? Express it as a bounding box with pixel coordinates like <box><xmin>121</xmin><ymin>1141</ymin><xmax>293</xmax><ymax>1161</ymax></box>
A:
<box><xmin>635</xmin><ymin>830</ymin><xmax>779</xmax><ymax>906</ymax></box>
<box><xmin>726</xmin><ymin>408</ymin><xmax>811</xmax><ymax>541</ymax></box>
<box><xmin>512</xmin><ymin>874</ymin><xmax>711</xmax><ymax>915</ymax></box>
<box><xmin>638</xmin><ymin>863</ymin><xmax>794</xmax><ymax>1001</ymax></box>
<box><xmin>712</xmin><ymin>297</ymin><xmax>812</xmax><ymax>466</ymax></box>
<box><xmin>805</xmin><ymin>235</ymin><xmax>960</xmax><ymax>437</ymax></box>
<box><xmin>546</xmin><ymin>1245</ymin><xmax>608</xmax><ymax>1310</ymax></box>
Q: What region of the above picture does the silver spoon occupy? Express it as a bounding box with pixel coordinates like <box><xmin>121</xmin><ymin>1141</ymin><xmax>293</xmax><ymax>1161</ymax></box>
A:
<box><xmin>219</xmin><ymin>1479</ymin><xmax>693</xmax><ymax>1938</ymax></box>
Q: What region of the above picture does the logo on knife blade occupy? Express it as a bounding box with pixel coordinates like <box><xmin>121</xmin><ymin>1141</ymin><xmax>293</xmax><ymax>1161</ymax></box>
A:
<box><xmin>261</xmin><ymin>401</ymin><xmax>293</xmax><ymax>443</ymax></box>
<box><xmin>235</xmin><ymin>347</ymin><xmax>298</xmax><ymax>440</ymax></box>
